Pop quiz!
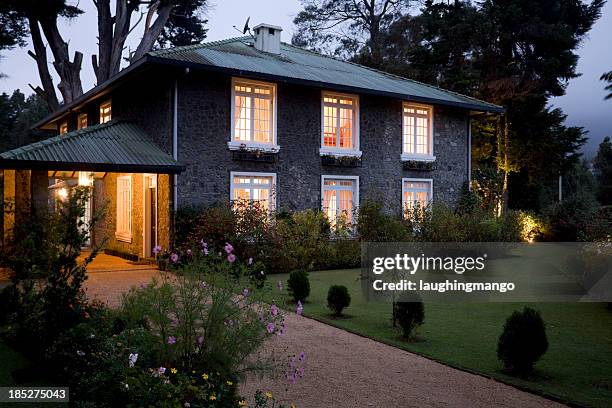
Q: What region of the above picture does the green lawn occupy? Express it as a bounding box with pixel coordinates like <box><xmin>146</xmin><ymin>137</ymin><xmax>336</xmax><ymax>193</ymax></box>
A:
<box><xmin>264</xmin><ymin>269</ymin><xmax>612</xmax><ymax>408</ymax></box>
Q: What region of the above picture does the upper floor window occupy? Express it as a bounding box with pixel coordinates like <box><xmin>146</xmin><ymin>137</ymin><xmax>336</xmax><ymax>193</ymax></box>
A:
<box><xmin>402</xmin><ymin>178</ymin><xmax>432</xmax><ymax>217</ymax></box>
<box><xmin>321</xmin><ymin>92</ymin><xmax>360</xmax><ymax>157</ymax></box>
<box><xmin>229</xmin><ymin>78</ymin><xmax>277</xmax><ymax>151</ymax></box>
<box><xmin>77</xmin><ymin>113</ymin><xmax>88</xmax><ymax>130</ymax></box>
<box><xmin>321</xmin><ymin>175</ymin><xmax>359</xmax><ymax>227</ymax></box>
<box><xmin>100</xmin><ymin>100</ymin><xmax>112</xmax><ymax>124</ymax></box>
<box><xmin>59</xmin><ymin>121</ymin><xmax>68</xmax><ymax>135</ymax></box>
<box><xmin>402</xmin><ymin>103</ymin><xmax>434</xmax><ymax>161</ymax></box>
<box><xmin>230</xmin><ymin>172</ymin><xmax>276</xmax><ymax>212</ymax></box>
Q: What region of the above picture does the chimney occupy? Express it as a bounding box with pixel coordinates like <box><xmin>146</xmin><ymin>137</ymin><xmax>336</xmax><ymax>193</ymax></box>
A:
<box><xmin>253</xmin><ymin>23</ymin><xmax>283</xmax><ymax>54</ymax></box>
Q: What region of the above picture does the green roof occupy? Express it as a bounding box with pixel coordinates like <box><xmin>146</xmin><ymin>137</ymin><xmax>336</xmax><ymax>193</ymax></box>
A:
<box><xmin>149</xmin><ymin>37</ymin><xmax>503</xmax><ymax>113</ymax></box>
<box><xmin>0</xmin><ymin>120</ymin><xmax>184</xmax><ymax>174</ymax></box>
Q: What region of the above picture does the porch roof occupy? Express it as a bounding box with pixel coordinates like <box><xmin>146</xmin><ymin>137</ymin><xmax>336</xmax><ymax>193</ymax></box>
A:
<box><xmin>0</xmin><ymin>120</ymin><xmax>185</xmax><ymax>174</ymax></box>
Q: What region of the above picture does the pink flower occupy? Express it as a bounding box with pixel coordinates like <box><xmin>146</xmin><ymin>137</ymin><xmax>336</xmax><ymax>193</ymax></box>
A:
<box><xmin>200</xmin><ymin>281</ymin><xmax>207</xmax><ymax>288</ymax></box>
<box><xmin>270</xmin><ymin>304</ymin><xmax>279</xmax><ymax>316</ymax></box>
<box><xmin>296</xmin><ymin>301</ymin><xmax>303</xmax><ymax>316</ymax></box>
<box><xmin>224</xmin><ymin>242</ymin><xmax>234</xmax><ymax>254</ymax></box>
<box><xmin>186</xmin><ymin>249</ymin><xmax>192</xmax><ymax>256</ymax></box>
<box><xmin>167</xmin><ymin>336</ymin><xmax>176</xmax><ymax>345</ymax></box>
<box><xmin>299</xmin><ymin>351</ymin><xmax>306</xmax><ymax>362</ymax></box>
<box><xmin>197</xmin><ymin>335</ymin><xmax>204</xmax><ymax>345</ymax></box>
<box><xmin>170</xmin><ymin>253</ymin><xmax>179</xmax><ymax>263</ymax></box>
<box><xmin>248</xmin><ymin>257</ymin><xmax>253</xmax><ymax>265</ymax></box>
<box><xmin>266</xmin><ymin>322</ymin><xmax>275</xmax><ymax>333</ymax></box>
<box><xmin>153</xmin><ymin>245</ymin><xmax>162</xmax><ymax>255</ymax></box>
<box><xmin>242</xmin><ymin>288</ymin><xmax>250</xmax><ymax>297</ymax></box>
<box><xmin>158</xmin><ymin>367</ymin><xmax>166</xmax><ymax>375</ymax></box>
<box><xmin>227</xmin><ymin>253</ymin><xmax>236</xmax><ymax>263</ymax></box>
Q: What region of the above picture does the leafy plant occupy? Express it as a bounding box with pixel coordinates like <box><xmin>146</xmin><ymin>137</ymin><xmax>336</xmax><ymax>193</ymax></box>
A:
<box><xmin>287</xmin><ymin>270</ymin><xmax>310</xmax><ymax>303</ymax></box>
<box><xmin>327</xmin><ymin>285</ymin><xmax>351</xmax><ymax>316</ymax></box>
<box><xmin>497</xmin><ymin>307</ymin><xmax>548</xmax><ymax>374</ymax></box>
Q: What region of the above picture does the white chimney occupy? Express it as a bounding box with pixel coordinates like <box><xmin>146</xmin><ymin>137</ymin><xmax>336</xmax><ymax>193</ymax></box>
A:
<box><xmin>253</xmin><ymin>23</ymin><xmax>283</xmax><ymax>54</ymax></box>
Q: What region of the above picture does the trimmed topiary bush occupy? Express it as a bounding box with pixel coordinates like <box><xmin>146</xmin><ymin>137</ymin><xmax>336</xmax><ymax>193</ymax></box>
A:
<box><xmin>497</xmin><ymin>307</ymin><xmax>548</xmax><ymax>374</ymax></box>
<box><xmin>327</xmin><ymin>285</ymin><xmax>351</xmax><ymax>316</ymax></box>
<box><xmin>287</xmin><ymin>270</ymin><xmax>310</xmax><ymax>302</ymax></box>
<box><xmin>393</xmin><ymin>294</ymin><xmax>424</xmax><ymax>339</ymax></box>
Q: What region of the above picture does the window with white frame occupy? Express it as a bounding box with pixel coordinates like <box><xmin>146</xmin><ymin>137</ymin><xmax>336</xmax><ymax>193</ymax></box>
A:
<box><xmin>78</xmin><ymin>113</ymin><xmax>88</xmax><ymax>130</ymax></box>
<box><xmin>402</xmin><ymin>103</ymin><xmax>434</xmax><ymax>160</ymax></box>
<box><xmin>230</xmin><ymin>79</ymin><xmax>277</xmax><ymax>150</ymax></box>
<box><xmin>230</xmin><ymin>172</ymin><xmax>276</xmax><ymax>211</ymax></box>
<box><xmin>402</xmin><ymin>178</ymin><xmax>432</xmax><ymax>215</ymax></box>
<box><xmin>321</xmin><ymin>92</ymin><xmax>360</xmax><ymax>156</ymax></box>
<box><xmin>116</xmin><ymin>175</ymin><xmax>132</xmax><ymax>242</ymax></box>
<box><xmin>100</xmin><ymin>100</ymin><xmax>112</xmax><ymax>124</ymax></box>
<box><xmin>321</xmin><ymin>176</ymin><xmax>359</xmax><ymax>226</ymax></box>
<box><xmin>59</xmin><ymin>121</ymin><xmax>68</xmax><ymax>135</ymax></box>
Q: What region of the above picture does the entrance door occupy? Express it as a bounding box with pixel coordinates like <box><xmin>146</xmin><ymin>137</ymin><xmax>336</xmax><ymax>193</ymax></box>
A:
<box><xmin>143</xmin><ymin>174</ymin><xmax>158</xmax><ymax>258</ymax></box>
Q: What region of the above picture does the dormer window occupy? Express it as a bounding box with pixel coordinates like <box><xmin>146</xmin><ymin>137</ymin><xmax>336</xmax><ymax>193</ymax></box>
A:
<box><xmin>59</xmin><ymin>121</ymin><xmax>68</xmax><ymax>135</ymax></box>
<box><xmin>228</xmin><ymin>78</ymin><xmax>278</xmax><ymax>152</ymax></box>
<box><xmin>402</xmin><ymin>103</ymin><xmax>434</xmax><ymax>161</ymax></box>
<box><xmin>320</xmin><ymin>92</ymin><xmax>361</xmax><ymax>157</ymax></box>
<box><xmin>78</xmin><ymin>113</ymin><xmax>88</xmax><ymax>130</ymax></box>
<box><xmin>100</xmin><ymin>100</ymin><xmax>112</xmax><ymax>124</ymax></box>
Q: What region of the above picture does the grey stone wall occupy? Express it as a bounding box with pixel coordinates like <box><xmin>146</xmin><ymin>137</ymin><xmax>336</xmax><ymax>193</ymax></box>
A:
<box><xmin>175</xmin><ymin>71</ymin><xmax>469</xmax><ymax>215</ymax></box>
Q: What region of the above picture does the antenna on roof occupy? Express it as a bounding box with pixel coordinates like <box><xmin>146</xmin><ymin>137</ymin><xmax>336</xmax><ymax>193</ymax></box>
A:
<box><xmin>232</xmin><ymin>17</ymin><xmax>254</xmax><ymax>38</ymax></box>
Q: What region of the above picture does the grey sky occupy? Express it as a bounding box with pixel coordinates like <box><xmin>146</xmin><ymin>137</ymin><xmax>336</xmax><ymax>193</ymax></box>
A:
<box><xmin>0</xmin><ymin>0</ymin><xmax>610</xmax><ymax>157</ymax></box>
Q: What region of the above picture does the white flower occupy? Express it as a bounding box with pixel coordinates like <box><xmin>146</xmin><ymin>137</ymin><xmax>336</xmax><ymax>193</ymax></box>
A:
<box><xmin>129</xmin><ymin>353</ymin><xmax>138</xmax><ymax>367</ymax></box>
<box><xmin>76</xmin><ymin>350</ymin><xmax>85</xmax><ymax>356</ymax></box>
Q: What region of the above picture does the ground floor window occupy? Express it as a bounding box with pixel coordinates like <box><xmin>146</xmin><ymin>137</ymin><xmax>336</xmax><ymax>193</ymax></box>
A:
<box><xmin>230</xmin><ymin>172</ymin><xmax>276</xmax><ymax>211</ymax></box>
<box><xmin>116</xmin><ymin>175</ymin><xmax>132</xmax><ymax>242</ymax></box>
<box><xmin>321</xmin><ymin>175</ymin><xmax>359</xmax><ymax>227</ymax></box>
<box><xmin>402</xmin><ymin>178</ymin><xmax>432</xmax><ymax>216</ymax></box>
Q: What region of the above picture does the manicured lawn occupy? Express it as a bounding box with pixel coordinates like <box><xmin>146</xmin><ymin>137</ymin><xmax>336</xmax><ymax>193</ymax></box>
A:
<box><xmin>264</xmin><ymin>269</ymin><xmax>612</xmax><ymax>408</ymax></box>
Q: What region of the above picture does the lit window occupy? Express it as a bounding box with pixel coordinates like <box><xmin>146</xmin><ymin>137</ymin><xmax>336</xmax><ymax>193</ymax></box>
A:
<box><xmin>230</xmin><ymin>79</ymin><xmax>277</xmax><ymax>150</ymax></box>
<box><xmin>100</xmin><ymin>100</ymin><xmax>112</xmax><ymax>124</ymax></box>
<box><xmin>321</xmin><ymin>175</ymin><xmax>359</xmax><ymax>226</ymax></box>
<box><xmin>402</xmin><ymin>178</ymin><xmax>432</xmax><ymax>216</ymax></box>
<box><xmin>402</xmin><ymin>103</ymin><xmax>434</xmax><ymax>160</ymax></box>
<box><xmin>59</xmin><ymin>122</ymin><xmax>68</xmax><ymax>135</ymax></box>
<box><xmin>116</xmin><ymin>175</ymin><xmax>132</xmax><ymax>242</ymax></box>
<box><xmin>230</xmin><ymin>172</ymin><xmax>276</xmax><ymax>211</ymax></box>
<box><xmin>78</xmin><ymin>113</ymin><xmax>88</xmax><ymax>130</ymax></box>
<box><xmin>321</xmin><ymin>92</ymin><xmax>360</xmax><ymax>156</ymax></box>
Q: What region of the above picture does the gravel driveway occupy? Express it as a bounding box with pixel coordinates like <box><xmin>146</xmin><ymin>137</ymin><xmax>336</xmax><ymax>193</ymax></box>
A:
<box><xmin>83</xmin><ymin>269</ymin><xmax>564</xmax><ymax>408</ymax></box>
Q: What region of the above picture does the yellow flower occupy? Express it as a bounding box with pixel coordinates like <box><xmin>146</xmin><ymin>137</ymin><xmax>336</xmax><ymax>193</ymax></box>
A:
<box><xmin>209</xmin><ymin>394</ymin><xmax>217</xmax><ymax>401</ymax></box>
<box><xmin>202</xmin><ymin>373</ymin><xmax>209</xmax><ymax>380</ymax></box>
<box><xmin>238</xmin><ymin>400</ymin><xmax>248</xmax><ymax>407</ymax></box>
<box><xmin>170</xmin><ymin>368</ymin><xmax>177</xmax><ymax>374</ymax></box>
<box><xmin>265</xmin><ymin>392</ymin><xmax>272</xmax><ymax>399</ymax></box>
<box><xmin>226</xmin><ymin>380</ymin><xmax>233</xmax><ymax>386</ymax></box>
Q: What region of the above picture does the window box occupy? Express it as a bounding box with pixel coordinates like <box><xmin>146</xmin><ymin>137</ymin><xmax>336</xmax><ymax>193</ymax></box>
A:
<box><xmin>402</xmin><ymin>159</ymin><xmax>436</xmax><ymax>171</ymax></box>
<box><xmin>231</xmin><ymin>149</ymin><xmax>277</xmax><ymax>163</ymax></box>
<box><xmin>321</xmin><ymin>154</ymin><xmax>362</xmax><ymax>168</ymax></box>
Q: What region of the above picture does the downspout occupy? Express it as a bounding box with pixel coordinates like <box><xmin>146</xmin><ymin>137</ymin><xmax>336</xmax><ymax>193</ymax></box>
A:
<box><xmin>467</xmin><ymin>115</ymin><xmax>472</xmax><ymax>190</ymax></box>
<box><xmin>173</xmin><ymin>79</ymin><xmax>178</xmax><ymax>212</ymax></box>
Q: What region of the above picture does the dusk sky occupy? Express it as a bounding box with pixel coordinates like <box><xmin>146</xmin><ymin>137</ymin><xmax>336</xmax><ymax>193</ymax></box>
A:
<box><xmin>0</xmin><ymin>0</ymin><xmax>610</xmax><ymax>157</ymax></box>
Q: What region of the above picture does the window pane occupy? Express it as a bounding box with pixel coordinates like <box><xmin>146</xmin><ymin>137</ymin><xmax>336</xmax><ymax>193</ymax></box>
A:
<box><xmin>339</xmin><ymin>108</ymin><xmax>353</xmax><ymax>148</ymax></box>
<box><xmin>322</xmin><ymin>177</ymin><xmax>356</xmax><ymax>226</ymax></box>
<box><xmin>232</xmin><ymin>175</ymin><xmax>274</xmax><ymax>211</ymax></box>
<box><xmin>403</xmin><ymin>116</ymin><xmax>415</xmax><ymax>154</ymax></box>
<box><xmin>403</xmin><ymin>105</ymin><xmax>431</xmax><ymax>155</ymax></box>
<box><xmin>323</xmin><ymin>105</ymin><xmax>337</xmax><ymax>147</ymax></box>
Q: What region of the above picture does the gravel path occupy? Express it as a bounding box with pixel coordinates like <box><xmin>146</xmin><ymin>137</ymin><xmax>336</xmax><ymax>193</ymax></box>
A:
<box><xmin>83</xmin><ymin>269</ymin><xmax>564</xmax><ymax>408</ymax></box>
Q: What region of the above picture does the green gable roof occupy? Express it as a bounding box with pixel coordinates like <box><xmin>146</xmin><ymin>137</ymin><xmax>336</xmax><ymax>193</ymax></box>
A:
<box><xmin>149</xmin><ymin>37</ymin><xmax>502</xmax><ymax>113</ymax></box>
<box><xmin>0</xmin><ymin>120</ymin><xmax>184</xmax><ymax>174</ymax></box>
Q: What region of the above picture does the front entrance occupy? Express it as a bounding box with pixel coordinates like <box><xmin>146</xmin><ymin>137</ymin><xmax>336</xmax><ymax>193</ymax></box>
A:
<box><xmin>143</xmin><ymin>174</ymin><xmax>158</xmax><ymax>258</ymax></box>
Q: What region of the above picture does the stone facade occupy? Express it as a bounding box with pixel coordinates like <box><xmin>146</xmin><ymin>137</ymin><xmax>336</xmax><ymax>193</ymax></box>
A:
<box><xmin>175</xmin><ymin>71</ymin><xmax>469</xmax><ymax>215</ymax></box>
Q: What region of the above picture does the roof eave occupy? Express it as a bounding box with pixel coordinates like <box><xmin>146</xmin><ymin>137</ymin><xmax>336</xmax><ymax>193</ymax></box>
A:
<box><xmin>0</xmin><ymin>159</ymin><xmax>186</xmax><ymax>174</ymax></box>
<box><xmin>147</xmin><ymin>55</ymin><xmax>504</xmax><ymax>114</ymax></box>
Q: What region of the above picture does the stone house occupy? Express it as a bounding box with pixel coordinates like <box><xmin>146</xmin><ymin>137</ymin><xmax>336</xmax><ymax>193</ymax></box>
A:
<box><xmin>0</xmin><ymin>24</ymin><xmax>502</xmax><ymax>260</ymax></box>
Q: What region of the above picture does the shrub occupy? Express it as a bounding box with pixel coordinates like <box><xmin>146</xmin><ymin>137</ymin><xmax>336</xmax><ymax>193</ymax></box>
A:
<box><xmin>393</xmin><ymin>294</ymin><xmax>424</xmax><ymax>339</ymax></box>
<box><xmin>357</xmin><ymin>199</ymin><xmax>410</xmax><ymax>242</ymax></box>
<box><xmin>327</xmin><ymin>285</ymin><xmax>351</xmax><ymax>316</ymax></box>
<box><xmin>287</xmin><ymin>270</ymin><xmax>310</xmax><ymax>302</ymax></box>
<box><xmin>497</xmin><ymin>307</ymin><xmax>548</xmax><ymax>374</ymax></box>
<box><xmin>543</xmin><ymin>192</ymin><xmax>598</xmax><ymax>241</ymax></box>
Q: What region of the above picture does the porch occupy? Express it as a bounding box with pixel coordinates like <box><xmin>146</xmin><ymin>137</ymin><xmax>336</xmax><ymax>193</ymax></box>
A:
<box><xmin>0</xmin><ymin>120</ymin><xmax>184</xmax><ymax>260</ymax></box>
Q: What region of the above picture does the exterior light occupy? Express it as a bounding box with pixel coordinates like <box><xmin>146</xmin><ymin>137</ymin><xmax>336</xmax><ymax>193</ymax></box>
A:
<box><xmin>57</xmin><ymin>188</ymin><xmax>68</xmax><ymax>200</ymax></box>
<box><xmin>78</xmin><ymin>171</ymin><xmax>94</xmax><ymax>187</ymax></box>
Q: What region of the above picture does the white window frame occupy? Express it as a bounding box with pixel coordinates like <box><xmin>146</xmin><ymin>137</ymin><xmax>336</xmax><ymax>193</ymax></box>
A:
<box><xmin>228</xmin><ymin>78</ymin><xmax>279</xmax><ymax>152</ymax></box>
<box><xmin>229</xmin><ymin>171</ymin><xmax>277</xmax><ymax>211</ymax></box>
<box><xmin>402</xmin><ymin>178</ymin><xmax>433</xmax><ymax>216</ymax></box>
<box><xmin>320</xmin><ymin>91</ymin><xmax>361</xmax><ymax>158</ymax></box>
<box><xmin>59</xmin><ymin>121</ymin><xmax>68</xmax><ymax>135</ymax></box>
<box><xmin>115</xmin><ymin>175</ymin><xmax>132</xmax><ymax>242</ymax></box>
<box><xmin>100</xmin><ymin>100</ymin><xmax>112</xmax><ymax>124</ymax></box>
<box><xmin>401</xmin><ymin>102</ymin><xmax>435</xmax><ymax>162</ymax></box>
<box><xmin>77</xmin><ymin>113</ymin><xmax>88</xmax><ymax>130</ymax></box>
<box><xmin>321</xmin><ymin>175</ymin><xmax>359</xmax><ymax>225</ymax></box>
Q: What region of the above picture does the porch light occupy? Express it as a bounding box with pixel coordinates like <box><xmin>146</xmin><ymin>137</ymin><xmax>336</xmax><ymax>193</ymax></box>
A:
<box><xmin>78</xmin><ymin>171</ymin><xmax>94</xmax><ymax>187</ymax></box>
<box><xmin>57</xmin><ymin>188</ymin><xmax>68</xmax><ymax>200</ymax></box>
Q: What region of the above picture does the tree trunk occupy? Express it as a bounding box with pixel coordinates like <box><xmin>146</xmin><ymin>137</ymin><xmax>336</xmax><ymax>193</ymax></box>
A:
<box><xmin>132</xmin><ymin>1</ymin><xmax>174</xmax><ymax>61</ymax></box>
<box><xmin>27</xmin><ymin>17</ymin><xmax>59</xmax><ymax>111</ymax></box>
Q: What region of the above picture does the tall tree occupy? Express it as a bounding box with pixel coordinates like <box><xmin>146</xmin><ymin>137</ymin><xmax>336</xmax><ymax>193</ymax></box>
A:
<box><xmin>292</xmin><ymin>0</ymin><xmax>411</xmax><ymax>67</ymax></box>
<box><xmin>0</xmin><ymin>90</ymin><xmax>49</xmax><ymax>152</ymax></box>
<box><xmin>594</xmin><ymin>136</ymin><xmax>612</xmax><ymax>205</ymax></box>
<box><xmin>602</xmin><ymin>70</ymin><xmax>612</xmax><ymax>100</ymax></box>
<box><xmin>5</xmin><ymin>0</ymin><xmax>208</xmax><ymax>110</ymax></box>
